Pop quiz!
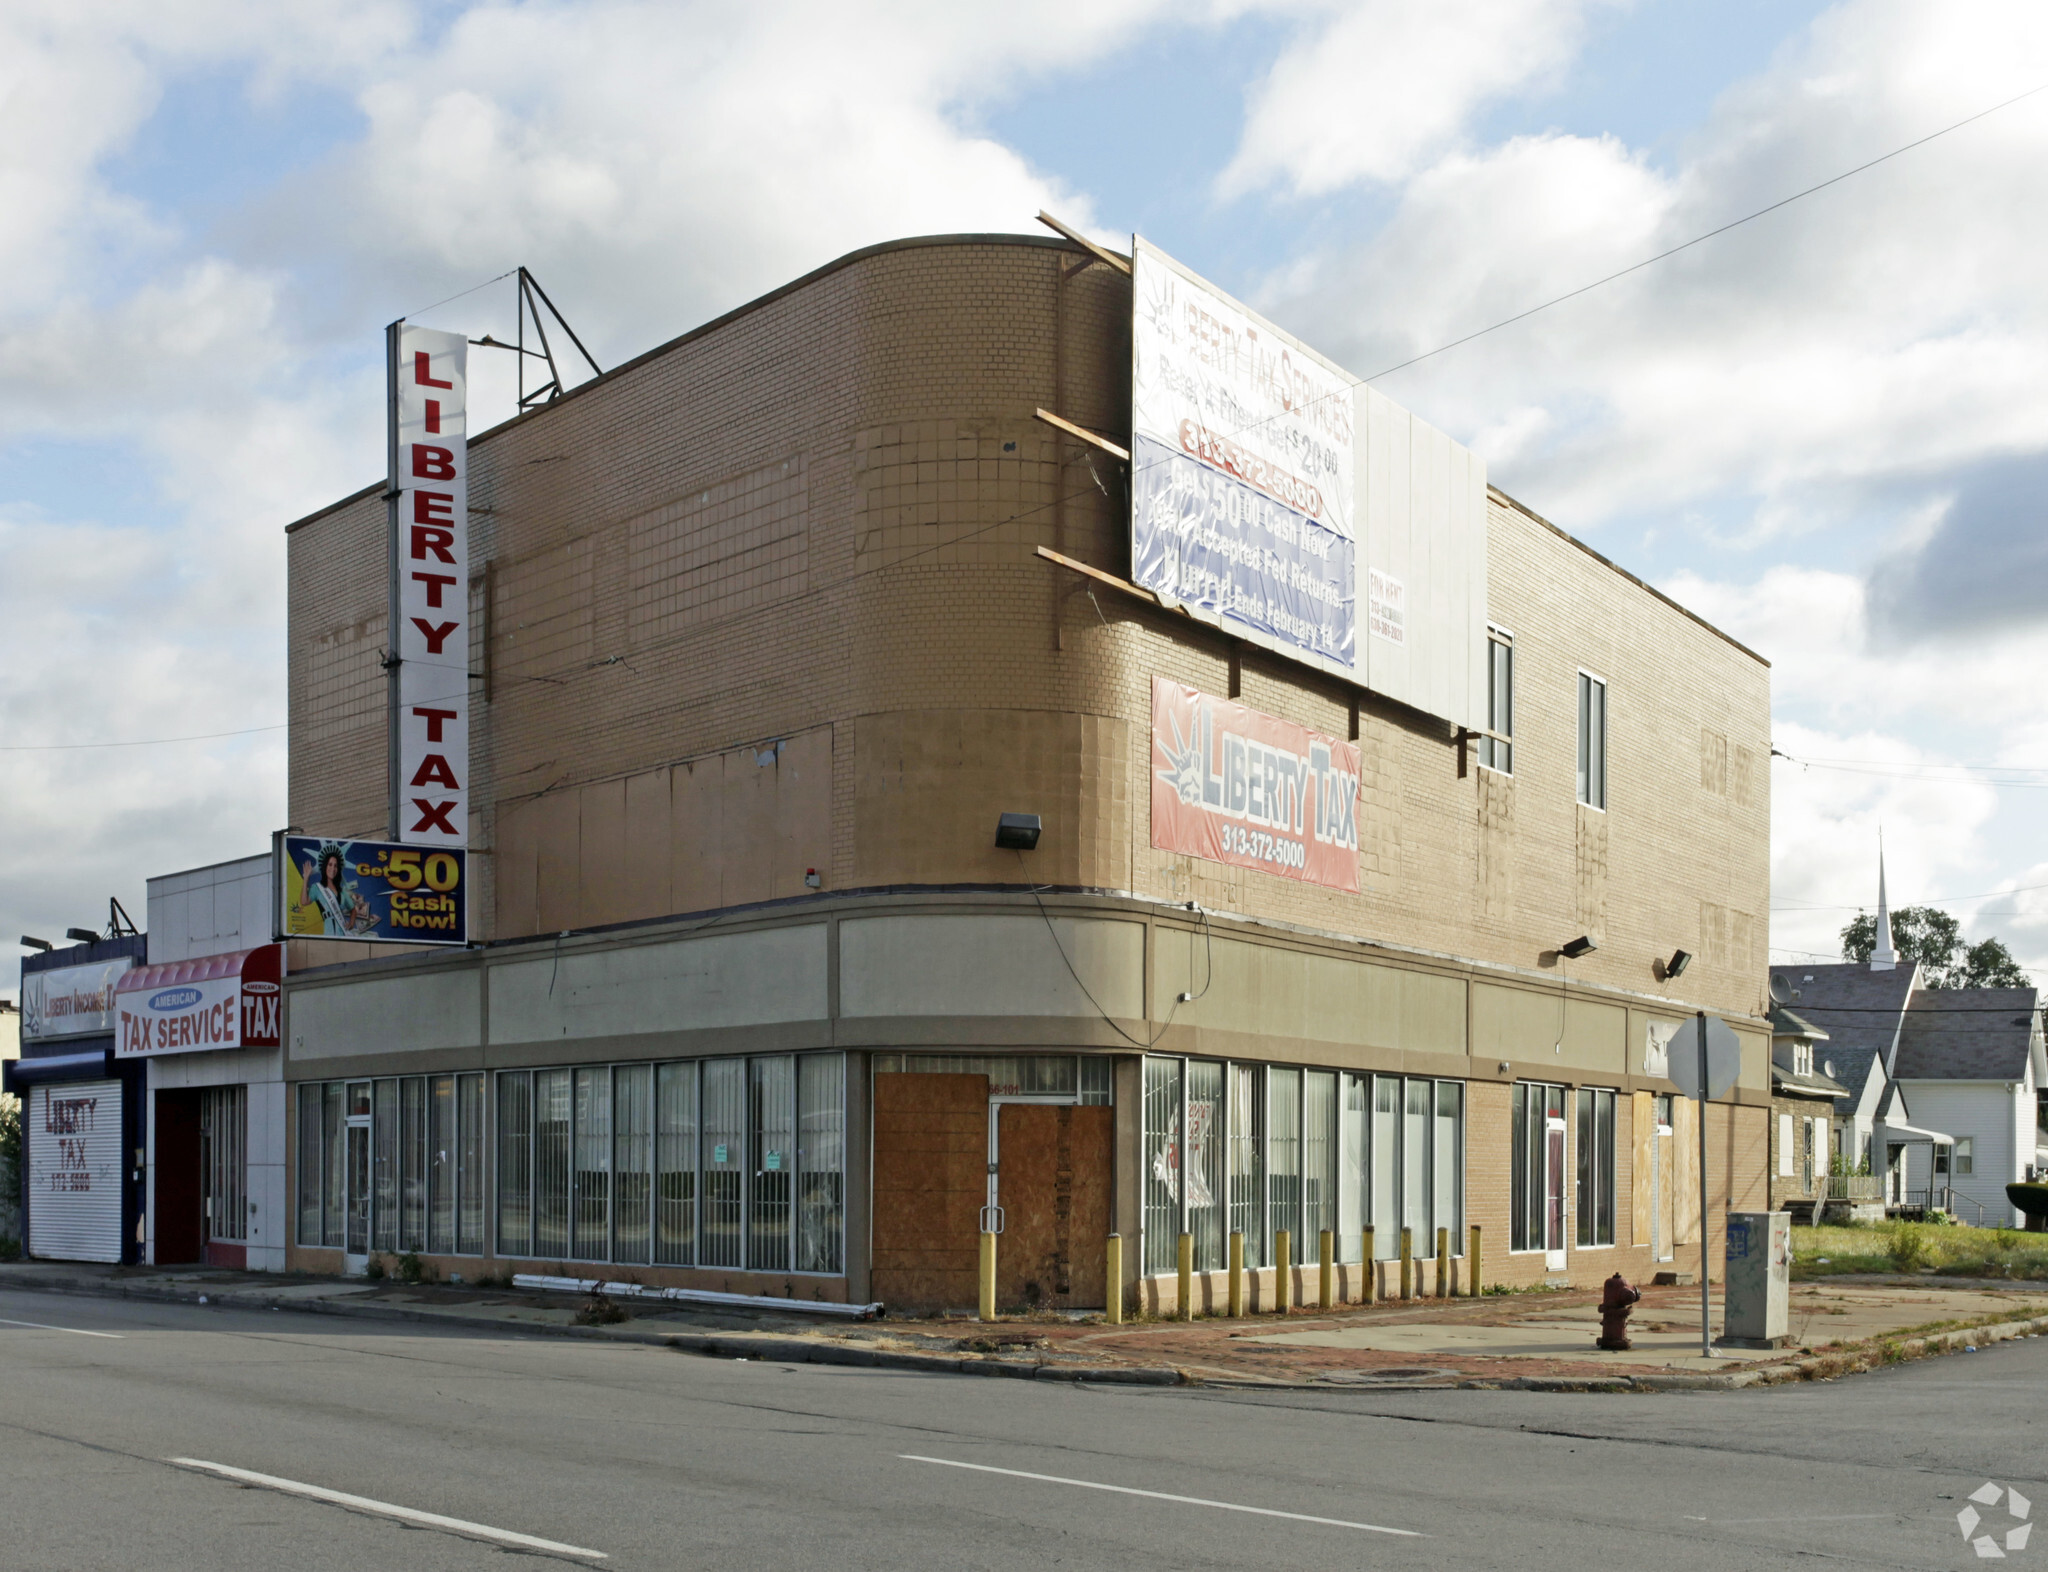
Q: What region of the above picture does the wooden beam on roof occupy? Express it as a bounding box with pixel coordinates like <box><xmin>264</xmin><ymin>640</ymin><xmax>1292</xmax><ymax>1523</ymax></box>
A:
<box><xmin>1036</xmin><ymin>211</ymin><xmax>1133</xmax><ymax>275</ymax></box>
<box><xmin>1034</xmin><ymin>408</ymin><xmax>1130</xmax><ymax>462</ymax></box>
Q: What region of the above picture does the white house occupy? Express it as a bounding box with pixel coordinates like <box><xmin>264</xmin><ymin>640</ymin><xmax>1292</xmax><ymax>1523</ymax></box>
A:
<box><xmin>1891</xmin><ymin>989</ymin><xmax>2045</xmax><ymax>1227</ymax></box>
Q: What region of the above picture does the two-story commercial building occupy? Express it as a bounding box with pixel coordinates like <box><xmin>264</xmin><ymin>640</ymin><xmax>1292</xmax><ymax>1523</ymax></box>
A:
<box><xmin>279</xmin><ymin>228</ymin><xmax>1772</xmax><ymax>1313</ymax></box>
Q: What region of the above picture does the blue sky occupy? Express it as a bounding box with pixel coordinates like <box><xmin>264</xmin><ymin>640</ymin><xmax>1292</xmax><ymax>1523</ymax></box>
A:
<box><xmin>4</xmin><ymin>0</ymin><xmax>2048</xmax><ymax>982</ymax></box>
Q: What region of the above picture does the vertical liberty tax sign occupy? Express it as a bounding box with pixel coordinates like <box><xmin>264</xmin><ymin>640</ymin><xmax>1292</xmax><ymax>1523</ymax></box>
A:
<box><xmin>388</xmin><ymin>322</ymin><xmax>470</xmax><ymax>847</ymax></box>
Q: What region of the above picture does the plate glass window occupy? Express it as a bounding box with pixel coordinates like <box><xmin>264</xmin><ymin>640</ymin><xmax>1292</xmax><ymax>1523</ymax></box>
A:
<box><xmin>1577</xmin><ymin>672</ymin><xmax>1607</xmax><ymax>809</ymax></box>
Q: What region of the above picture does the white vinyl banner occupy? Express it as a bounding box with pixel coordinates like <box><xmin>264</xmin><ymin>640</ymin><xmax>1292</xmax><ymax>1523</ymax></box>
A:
<box><xmin>391</xmin><ymin>323</ymin><xmax>470</xmax><ymax>847</ymax></box>
<box><xmin>21</xmin><ymin>957</ymin><xmax>133</xmax><ymax>1042</ymax></box>
<box><xmin>1130</xmin><ymin>238</ymin><xmax>1357</xmax><ymax>675</ymax></box>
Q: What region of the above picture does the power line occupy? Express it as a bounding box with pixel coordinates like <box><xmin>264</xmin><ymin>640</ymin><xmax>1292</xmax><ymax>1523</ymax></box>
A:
<box><xmin>0</xmin><ymin>723</ymin><xmax>286</xmax><ymax>752</ymax></box>
<box><xmin>1361</xmin><ymin>79</ymin><xmax>2048</xmax><ymax>384</ymax></box>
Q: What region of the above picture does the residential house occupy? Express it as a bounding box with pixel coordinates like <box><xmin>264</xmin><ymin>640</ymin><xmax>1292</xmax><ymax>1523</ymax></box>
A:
<box><xmin>1767</xmin><ymin>1005</ymin><xmax>1850</xmax><ymax>1220</ymax></box>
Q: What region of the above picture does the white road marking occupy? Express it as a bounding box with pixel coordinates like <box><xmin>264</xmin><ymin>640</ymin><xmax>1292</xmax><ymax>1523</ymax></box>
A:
<box><xmin>166</xmin><ymin>1459</ymin><xmax>606</xmax><ymax>1559</ymax></box>
<box><xmin>1685</xmin><ymin>1512</ymin><xmax>1892</xmax><ymax>1525</ymax></box>
<box><xmin>900</xmin><ymin>1454</ymin><xmax>1423</xmax><ymax>1538</ymax></box>
<box><xmin>0</xmin><ymin>1315</ymin><xmax>123</xmax><ymax>1339</ymax></box>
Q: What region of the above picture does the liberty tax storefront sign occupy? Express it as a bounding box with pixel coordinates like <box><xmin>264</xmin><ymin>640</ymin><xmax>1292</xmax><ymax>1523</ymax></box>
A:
<box><xmin>27</xmin><ymin>1081</ymin><xmax>124</xmax><ymax>1262</ymax></box>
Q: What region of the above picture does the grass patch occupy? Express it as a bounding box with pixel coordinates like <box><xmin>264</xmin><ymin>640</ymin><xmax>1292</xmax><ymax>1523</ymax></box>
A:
<box><xmin>1792</xmin><ymin>1223</ymin><xmax>2048</xmax><ymax>1280</ymax></box>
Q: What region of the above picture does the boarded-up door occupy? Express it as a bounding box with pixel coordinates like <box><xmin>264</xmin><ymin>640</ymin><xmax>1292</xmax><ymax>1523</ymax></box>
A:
<box><xmin>1672</xmin><ymin>1096</ymin><xmax>1700</xmax><ymax>1250</ymax></box>
<box><xmin>871</xmin><ymin>1073</ymin><xmax>986</xmax><ymax>1313</ymax></box>
<box><xmin>996</xmin><ymin>1104</ymin><xmax>1112</xmax><ymax>1312</ymax></box>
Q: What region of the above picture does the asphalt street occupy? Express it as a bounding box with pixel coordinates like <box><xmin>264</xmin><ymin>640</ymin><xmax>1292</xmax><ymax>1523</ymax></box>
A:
<box><xmin>0</xmin><ymin>1285</ymin><xmax>2039</xmax><ymax>1570</ymax></box>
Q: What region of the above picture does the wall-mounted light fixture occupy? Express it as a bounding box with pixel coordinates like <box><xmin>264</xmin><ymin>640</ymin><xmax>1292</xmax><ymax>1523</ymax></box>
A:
<box><xmin>1664</xmin><ymin>948</ymin><xmax>1693</xmax><ymax>980</ymax></box>
<box><xmin>19</xmin><ymin>935</ymin><xmax>52</xmax><ymax>952</ymax></box>
<box><xmin>1559</xmin><ymin>935</ymin><xmax>1597</xmax><ymax>960</ymax></box>
<box><xmin>65</xmin><ymin>927</ymin><xmax>99</xmax><ymax>945</ymax></box>
<box><xmin>995</xmin><ymin>812</ymin><xmax>1042</xmax><ymax>851</ymax></box>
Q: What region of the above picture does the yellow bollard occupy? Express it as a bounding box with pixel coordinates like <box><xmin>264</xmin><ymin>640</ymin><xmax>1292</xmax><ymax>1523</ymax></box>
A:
<box><xmin>1177</xmin><ymin>1233</ymin><xmax>1194</xmax><ymax>1321</ymax></box>
<box><xmin>1319</xmin><ymin>1229</ymin><xmax>1334</xmax><ymax>1309</ymax></box>
<box><xmin>979</xmin><ymin>1230</ymin><xmax>997</xmax><ymax>1322</ymax></box>
<box><xmin>1362</xmin><ymin>1225</ymin><xmax>1376</xmax><ymax>1304</ymax></box>
<box><xmin>1275</xmin><ymin>1228</ymin><xmax>1293</xmax><ymax>1314</ymax></box>
<box><xmin>1399</xmin><ymin>1227</ymin><xmax>1412</xmax><ymax>1300</ymax></box>
<box><xmin>1469</xmin><ymin>1224</ymin><xmax>1482</xmax><ymax>1298</ymax></box>
<box><xmin>1436</xmin><ymin>1227</ymin><xmax>1449</xmax><ymax>1299</ymax></box>
<box><xmin>1228</xmin><ymin>1230</ymin><xmax>1244</xmax><ymax>1318</ymax></box>
<box><xmin>1105</xmin><ymin>1234</ymin><xmax>1123</xmax><ymax>1325</ymax></box>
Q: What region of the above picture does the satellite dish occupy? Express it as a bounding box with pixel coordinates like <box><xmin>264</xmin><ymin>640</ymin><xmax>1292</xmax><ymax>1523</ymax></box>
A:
<box><xmin>1769</xmin><ymin>973</ymin><xmax>1795</xmax><ymax>1005</ymax></box>
<box><xmin>1824</xmin><ymin>1059</ymin><xmax>1836</xmax><ymax>1079</ymax></box>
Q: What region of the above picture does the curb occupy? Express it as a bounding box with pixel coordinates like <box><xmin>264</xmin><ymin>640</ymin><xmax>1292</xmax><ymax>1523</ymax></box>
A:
<box><xmin>0</xmin><ymin>1273</ymin><xmax>1186</xmax><ymax>1387</ymax></box>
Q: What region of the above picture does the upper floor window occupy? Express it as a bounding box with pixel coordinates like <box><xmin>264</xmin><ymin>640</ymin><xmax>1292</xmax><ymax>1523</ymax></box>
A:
<box><xmin>1577</xmin><ymin>671</ymin><xmax>1607</xmax><ymax>810</ymax></box>
<box><xmin>1480</xmin><ymin>628</ymin><xmax>1513</xmax><ymax>774</ymax></box>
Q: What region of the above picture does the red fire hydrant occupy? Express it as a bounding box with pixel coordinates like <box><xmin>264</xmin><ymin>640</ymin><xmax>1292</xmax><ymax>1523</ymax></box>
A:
<box><xmin>1597</xmin><ymin>1271</ymin><xmax>1641</xmax><ymax>1351</ymax></box>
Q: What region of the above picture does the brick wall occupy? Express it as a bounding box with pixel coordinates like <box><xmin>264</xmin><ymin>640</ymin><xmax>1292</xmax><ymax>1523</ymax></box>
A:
<box><xmin>287</xmin><ymin>233</ymin><xmax>1769</xmax><ymax>1031</ymax></box>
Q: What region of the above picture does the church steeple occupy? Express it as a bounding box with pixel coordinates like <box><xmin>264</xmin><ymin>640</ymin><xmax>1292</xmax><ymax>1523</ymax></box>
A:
<box><xmin>1870</xmin><ymin>831</ymin><xmax>1896</xmax><ymax>971</ymax></box>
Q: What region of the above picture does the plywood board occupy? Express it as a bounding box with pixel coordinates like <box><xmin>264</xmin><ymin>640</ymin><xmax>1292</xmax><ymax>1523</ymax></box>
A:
<box><xmin>996</xmin><ymin>1104</ymin><xmax>1112</xmax><ymax>1311</ymax></box>
<box><xmin>871</xmin><ymin>1073</ymin><xmax>987</xmax><ymax>1313</ymax></box>
<box><xmin>1630</xmin><ymin>1091</ymin><xmax>1654</xmax><ymax>1249</ymax></box>
<box><xmin>533</xmin><ymin>790</ymin><xmax>581</xmax><ymax>934</ymax></box>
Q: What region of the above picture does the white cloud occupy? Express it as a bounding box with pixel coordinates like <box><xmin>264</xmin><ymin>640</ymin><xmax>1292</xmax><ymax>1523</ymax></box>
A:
<box><xmin>1220</xmin><ymin>0</ymin><xmax>1612</xmax><ymax>196</ymax></box>
<box><xmin>1261</xmin><ymin>0</ymin><xmax>2048</xmax><ymax>535</ymax></box>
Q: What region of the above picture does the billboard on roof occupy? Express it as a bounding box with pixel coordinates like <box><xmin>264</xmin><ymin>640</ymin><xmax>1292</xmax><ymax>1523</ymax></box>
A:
<box><xmin>1128</xmin><ymin>237</ymin><xmax>1487</xmax><ymax>731</ymax></box>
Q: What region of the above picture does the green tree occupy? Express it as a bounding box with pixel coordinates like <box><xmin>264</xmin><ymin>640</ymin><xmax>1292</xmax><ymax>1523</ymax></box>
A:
<box><xmin>0</xmin><ymin>1092</ymin><xmax>19</xmax><ymax>1229</ymax></box>
<box><xmin>1841</xmin><ymin>906</ymin><xmax>2033</xmax><ymax>989</ymax></box>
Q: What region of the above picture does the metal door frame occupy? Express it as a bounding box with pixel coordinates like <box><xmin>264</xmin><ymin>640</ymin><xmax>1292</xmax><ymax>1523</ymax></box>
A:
<box><xmin>1543</xmin><ymin>1113</ymin><xmax>1568</xmax><ymax>1271</ymax></box>
<box><xmin>983</xmin><ymin>1094</ymin><xmax>1077</xmax><ymax>1234</ymax></box>
<box><xmin>344</xmin><ymin>1081</ymin><xmax>372</xmax><ymax>1273</ymax></box>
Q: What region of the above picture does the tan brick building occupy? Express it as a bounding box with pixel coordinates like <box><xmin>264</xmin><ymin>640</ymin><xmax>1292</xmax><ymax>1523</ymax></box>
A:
<box><xmin>281</xmin><ymin>232</ymin><xmax>1771</xmax><ymax>1312</ymax></box>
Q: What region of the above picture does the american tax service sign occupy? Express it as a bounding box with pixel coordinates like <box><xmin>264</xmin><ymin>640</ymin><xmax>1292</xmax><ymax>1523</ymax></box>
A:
<box><xmin>114</xmin><ymin>944</ymin><xmax>283</xmax><ymax>1058</ymax></box>
<box><xmin>1151</xmin><ymin>678</ymin><xmax>1361</xmax><ymax>892</ymax></box>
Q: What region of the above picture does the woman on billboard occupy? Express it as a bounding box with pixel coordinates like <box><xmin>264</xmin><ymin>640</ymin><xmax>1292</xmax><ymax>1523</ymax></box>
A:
<box><xmin>298</xmin><ymin>842</ymin><xmax>374</xmax><ymax>937</ymax></box>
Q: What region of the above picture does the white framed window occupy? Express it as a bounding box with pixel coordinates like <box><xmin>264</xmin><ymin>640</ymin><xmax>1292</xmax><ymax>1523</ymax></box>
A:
<box><xmin>1577</xmin><ymin>670</ymin><xmax>1607</xmax><ymax>810</ymax></box>
<box><xmin>1778</xmin><ymin>1113</ymin><xmax>1795</xmax><ymax>1176</ymax></box>
<box><xmin>1480</xmin><ymin>627</ymin><xmax>1513</xmax><ymax>774</ymax></box>
<box><xmin>1954</xmin><ymin>1136</ymin><xmax>1974</xmax><ymax>1177</ymax></box>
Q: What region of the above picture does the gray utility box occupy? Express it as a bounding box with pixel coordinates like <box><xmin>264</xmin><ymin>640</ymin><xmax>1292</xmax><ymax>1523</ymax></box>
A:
<box><xmin>1722</xmin><ymin>1211</ymin><xmax>1791</xmax><ymax>1347</ymax></box>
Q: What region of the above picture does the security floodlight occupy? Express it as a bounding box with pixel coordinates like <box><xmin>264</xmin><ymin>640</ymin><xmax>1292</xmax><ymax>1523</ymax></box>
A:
<box><xmin>19</xmin><ymin>935</ymin><xmax>52</xmax><ymax>952</ymax></box>
<box><xmin>1665</xmin><ymin>948</ymin><xmax>1693</xmax><ymax>979</ymax></box>
<box><xmin>1559</xmin><ymin>935</ymin><xmax>1597</xmax><ymax>960</ymax></box>
<box><xmin>995</xmin><ymin>812</ymin><xmax>1042</xmax><ymax>851</ymax></box>
<box><xmin>65</xmin><ymin>927</ymin><xmax>99</xmax><ymax>945</ymax></box>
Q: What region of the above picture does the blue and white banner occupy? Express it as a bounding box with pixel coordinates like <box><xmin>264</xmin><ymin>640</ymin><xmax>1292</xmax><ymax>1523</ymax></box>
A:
<box><xmin>1130</xmin><ymin>239</ymin><xmax>1356</xmax><ymax>672</ymax></box>
<box><xmin>1131</xmin><ymin>432</ymin><xmax>1354</xmax><ymax>668</ymax></box>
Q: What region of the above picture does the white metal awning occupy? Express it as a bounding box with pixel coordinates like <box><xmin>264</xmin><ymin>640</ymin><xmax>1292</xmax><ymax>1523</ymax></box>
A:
<box><xmin>1876</xmin><ymin>1120</ymin><xmax>1954</xmax><ymax>1146</ymax></box>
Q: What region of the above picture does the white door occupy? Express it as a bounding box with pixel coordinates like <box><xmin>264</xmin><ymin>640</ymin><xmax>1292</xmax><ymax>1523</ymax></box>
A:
<box><xmin>344</xmin><ymin>1081</ymin><xmax>371</xmax><ymax>1273</ymax></box>
<box><xmin>1544</xmin><ymin>1114</ymin><xmax>1567</xmax><ymax>1271</ymax></box>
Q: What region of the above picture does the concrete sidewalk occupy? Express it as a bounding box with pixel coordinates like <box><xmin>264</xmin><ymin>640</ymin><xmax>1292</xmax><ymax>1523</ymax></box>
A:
<box><xmin>5</xmin><ymin>1260</ymin><xmax>2043</xmax><ymax>1393</ymax></box>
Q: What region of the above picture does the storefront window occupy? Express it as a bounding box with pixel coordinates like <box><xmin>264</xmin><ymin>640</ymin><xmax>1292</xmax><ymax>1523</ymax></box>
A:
<box><xmin>1142</xmin><ymin>1057</ymin><xmax>1180</xmax><ymax>1277</ymax></box>
<box><xmin>1574</xmin><ymin>1088</ymin><xmax>1615</xmax><ymax>1248</ymax></box>
<box><xmin>1141</xmin><ymin>1058</ymin><xmax>1464</xmax><ymax>1278</ymax></box>
<box><xmin>474</xmin><ymin>1053</ymin><xmax>848</xmax><ymax>1273</ymax></box>
<box><xmin>296</xmin><ymin>1072</ymin><xmax>487</xmax><ymax>1256</ymax></box>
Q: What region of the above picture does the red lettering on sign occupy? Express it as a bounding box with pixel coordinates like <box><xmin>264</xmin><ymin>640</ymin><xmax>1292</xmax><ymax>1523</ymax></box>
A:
<box><xmin>411</xmin><ymin>444</ymin><xmax>457</xmax><ymax>481</ymax></box>
<box><xmin>412</xmin><ymin>490</ymin><xmax>454</xmax><ymax>525</ymax></box>
<box><xmin>412</xmin><ymin>706</ymin><xmax>457</xmax><ymax>742</ymax></box>
<box><xmin>410</xmin><ymin>798</ymin><xmax>458</xmax><ymax>835</ymax></box>
<box><xmin>410</xmin><ymin>617</ymin><xmax>460</xmax><ymax>654</ymax></box>
<box><xmin>410</xmin><ymin>753</ymin><xmax>460</xmax><ymax>789</ymax></box>
<box><xmin>411</xmin><ymin>572</ymin><xmax>457</xmax><ymax>607</ymax></box>
<box><xmin>414</xmin><ymin>351</ymin><xmax>453</xmax><ymax>390</ymax></box>
<box><xmin>410</xmin><ymin>526</ymin><xmax>456</xmax><ymax>564</ymax></box>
